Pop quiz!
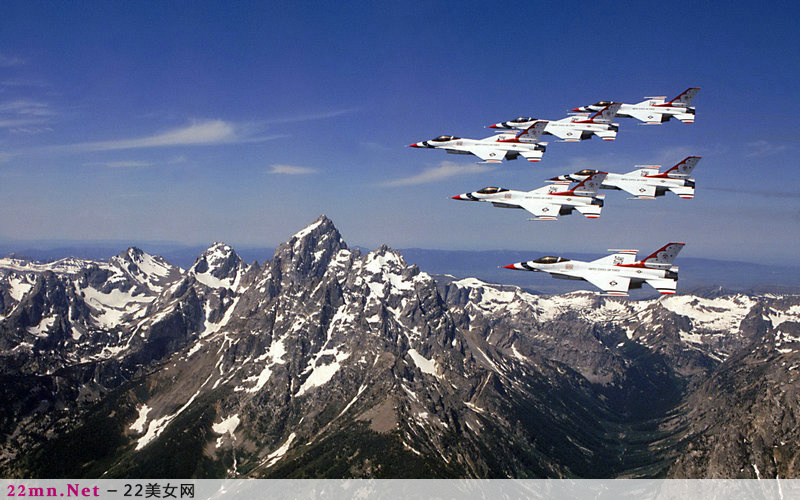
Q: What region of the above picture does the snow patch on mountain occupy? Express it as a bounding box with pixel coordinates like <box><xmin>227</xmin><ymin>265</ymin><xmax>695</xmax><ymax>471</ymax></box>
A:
<box><xmin>80</xmin><ymin>283</ymin><xmax>154</xmax><ymax>328</ymax></box>
<box><xmin>264</xmin><ymin>432</ymin><xmax>296</xmax><ymax>467</ymax></box>
<box><xmin>0</xmin><ymin>256</ymin><xmax>94</xmax><ymax>275</ymax></box>
<box><xmin>129</xmin><ymin>405</ymin><xmax>152</xmax><ymax>433</ymax></box>
<box><xmin>296</xmin><ymin>348</ymin><xmax>350</xmax><ymax>397</ymax></box>
<box><xmin>27</xmin><ymin>315</ymin><xmax>55</xmax><ymax>336</ymax></box>
<box><xmin>660</xmin><ymin>295</ymin><xmax>757</xmax><ymax>332</ymax></box>
<box><xmin>408</xmin><ymin>348</ymin><xmax>442</xmax><ymax>378</ymax></box>
<box><xmin>5</xmin><ymin>274</ymin><xmax>35</xmax><ymax>301</ymax></box>
<box><xmin>236</xmin><ymin>337</ymin><xmax>288</xmax><ymax>394</ymax></box>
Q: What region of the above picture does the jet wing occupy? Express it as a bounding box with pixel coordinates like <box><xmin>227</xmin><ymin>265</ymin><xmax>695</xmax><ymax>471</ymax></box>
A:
<box><xmin>545</xmin><ymin>126</ymin><xmax>582</xmax><ymax>141</ymax></box>
<box><xmin>466</xmin><ymin>145</ymin><xmax>504</xmax><ymax>163</ymax></box>
<box><xmin>614</xmin><ymin>180</ymin><xmax>656</xmax><ymax>199</ymax></box>
<box><xmin>626</xmin><ymin>109</ymin><xmax>664</xmax><ymax>124</ymax></box>
<box><xmin>518</xmin><ymin>200</ymin><xmax>560</xmax><ymax>220</ymax></box>
<box><xmin>582</xmin><ymin>272</ymin><xmax>630</xmax><ymax>296</ymax></box>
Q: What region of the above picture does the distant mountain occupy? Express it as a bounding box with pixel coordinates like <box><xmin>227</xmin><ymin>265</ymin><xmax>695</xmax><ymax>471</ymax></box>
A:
<box><xmin>1</xmin><ymin>216</ymin><xmax>798</xmax><ymax>478</ymax></box>
<box><xmin>4</xmin><ymin>242</ymin><xmax>799</xmax><ymax>295</ymax></box>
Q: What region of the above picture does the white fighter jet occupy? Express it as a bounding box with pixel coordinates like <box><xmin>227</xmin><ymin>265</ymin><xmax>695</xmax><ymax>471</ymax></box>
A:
<box><xmin>487</xmin><ymin>103</ymin><xmax>621</xmax><ymax>142</ymax></box>
<box><xmin>549</xmin><ymin>156</ymin><xmax>701</xmax><ymax>200</ymax></box>
<box><xmin>572</xmin><ymin>88</ymin><xmax>700</xmax><ymax>125</ymax></box>
<box><xmin>408</xmin><ymin>122</ymin><xmax>548</xmax><ymax>164</ymax></box>
<box><xmin>503</xmin><ymin>243</ymin><xmax>685</xmax><ymax>296</ymax></box>
<box><xmin>450</xmin><ymin>172</ymin><xmax>607</xmax><ymax>221</ymax></box>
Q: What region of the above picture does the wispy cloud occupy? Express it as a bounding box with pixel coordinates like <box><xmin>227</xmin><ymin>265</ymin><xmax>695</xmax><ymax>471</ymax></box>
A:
<box><xmin>84</xmin><ymin>155</ymin><xmax>187</xmax><ymax>168</ymax></box>
<box><xmin>264</xmin><ymin>108</ymin><xmax>358</xmax><ymax>126</ymax></box>
<box><xmin>0</xmin><ymin>54</ymin><xmax>26</xmax><ymax>67</ymax></box>
<box><xmin>0</xmin><ymin>100</ymin><xmax>55</xmax><ymax>117</ymax></box>
<box><xmin>267</xmin><ymin>164</ymin><xmax>319</xmax><ymax>175</ymax></box>
<box><xmin>0</xmin><ymin>100</ymin><xmax>57</xmax><ymax>131</ymax></box>
<box><xmin>745</xmin><ymin>140</ymin><xmax>790</xmax><ymax>157</ymax></box>
<box><xmin>84</xmin><ymin>160</ymin><xmax>155</xmax><ymax>168</ymax></box>
<box><xmin>704</xmin><ymin>186</ymin><xmax>800</xmax><ymax>199</ymax></box>
<box><xmin>60</xmin><ymin>120</ymin><xmax>284</xmax><ymax>152</ymax></box>
<box><xmin>380</xmin><ymin>161</ymin><xmax>496</xmax><ymax>187</ymax></box>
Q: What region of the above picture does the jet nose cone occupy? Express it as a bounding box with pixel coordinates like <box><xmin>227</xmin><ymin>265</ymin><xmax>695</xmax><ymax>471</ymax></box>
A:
<box><xmin>451</xmin><ymin>195</ymin><xmax>463</xmax><ymax>200</ymax></box>
<box><xmin>487</xmin><ymin>123</ymin><xmax>499</xmax><ymax>129</ymax></box>
<box><xmin>548</xmin><ymin>176</ymin><xmax>563</xmax><ymax>181</ymax></box>
<box><xmin>571</xmin><ymin>107</ymin><xmax>583</xmax><ymax>112</ymax></box>
<box><xmin>408</xmin><ymin>143</ymin><xmax>421</xmax><ymax>148</ymax></box>
<box><xmin>503</xmin><ymin>264</ymin><xmax>518</xmax><ymax>269</ymax></box>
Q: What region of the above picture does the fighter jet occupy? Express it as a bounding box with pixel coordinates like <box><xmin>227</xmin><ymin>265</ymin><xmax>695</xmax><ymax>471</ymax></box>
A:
<box><xmin>550</xmin><ymin>156</ymin><xmax>701</xmax><ymax>200</ymax></box>
<box><xmin>408</xmin><ymin>121</ymin><xmax>547</xmax><ymax>164</ymax></box>
<box><xmin>450</xmin><ymin>172</ymin><xmax>607</xmax><ymax>221</ymax></box>
<box><xmin>487</xmin><ymin>103</ymin><xmax>621</xmax><ymax>142</ymax></box>
<box><xmin>503</xmin><ymin>243</ymin><xmax>685</xmax><ymax>296</ymax></box>
<box><xmin>572</xmin><ymin>88</ymin><xmax>700</xmax><ymax>125</ymax></box>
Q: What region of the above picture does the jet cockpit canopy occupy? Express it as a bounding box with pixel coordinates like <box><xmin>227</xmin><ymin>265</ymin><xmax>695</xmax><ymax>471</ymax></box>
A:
<box><xmin>593</xmin><ymin>101</ymin><xmax>613</xmax><ymax>106</ymax></box>
<box><xmin>512</xmin><ymin>117</ymin><xmax>535</xmax><ymax>123</ymax></box>
<box><xmin>476</xmin><ymin>186</ymin><xmax>509</xmax><ymax>194</ymax></box>
<box><xmin>432</xmin><ymin>135</ymin><xmax>459</xmax><ymax>142</ymax></box>
<box><xmin>574</xmin><ymin>169</ymin><xmax>599</xmax><ymax>176</ymax></box>
<box><xmin>533</xmin><ymin>256</ymin><xmax>570</xmax><ymax>264</ymax></box>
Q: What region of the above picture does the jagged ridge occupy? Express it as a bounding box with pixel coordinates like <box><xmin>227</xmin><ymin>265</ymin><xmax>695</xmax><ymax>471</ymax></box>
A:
<box><xmin>1</xmin><ymin>215</ymin><xmax>798</xmax><ymax>478</ymax></box>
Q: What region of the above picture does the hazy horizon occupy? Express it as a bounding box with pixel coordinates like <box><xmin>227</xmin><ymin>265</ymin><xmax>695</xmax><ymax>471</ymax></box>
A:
<box><xmin>2</xmin><ymin>2</ymin><xmax>798</xmax><ymax>265</ymax></box>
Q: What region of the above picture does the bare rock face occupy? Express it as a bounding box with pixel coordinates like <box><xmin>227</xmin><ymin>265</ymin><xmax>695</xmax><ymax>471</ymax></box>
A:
<box><xmin>1</xmin><ymin>216</ymin><xmax>799</xmax><ymax>478</ymax></box>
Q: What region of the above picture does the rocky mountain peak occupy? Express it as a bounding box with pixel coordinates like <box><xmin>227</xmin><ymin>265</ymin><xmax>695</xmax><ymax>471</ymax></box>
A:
<box><xmin>109</xmin><ymin>247</ymin><xmax>180</xmax><ymax>292</ymax></box>
<box><xmin>270</xmin><ymin>215</ymin><xmax>348</xmax><ymax>283</ymax></box>
<box><xmin>189</xmin><ymin>242</ymin><xmax>245</xmax><ymax>290</ymax></box>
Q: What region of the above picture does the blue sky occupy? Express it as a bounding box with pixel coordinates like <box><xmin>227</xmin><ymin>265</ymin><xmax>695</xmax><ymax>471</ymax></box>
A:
<box><xmin>1</xmin><ymin>1</ymin><xmax>799</xmax><ymax>263</ymax></box>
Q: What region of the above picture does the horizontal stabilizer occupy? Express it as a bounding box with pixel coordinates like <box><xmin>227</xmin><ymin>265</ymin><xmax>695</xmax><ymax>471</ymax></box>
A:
<box><xmin>646</xmin><ymin>278</ymin><xmax>678</xmax><ymax>295</ymax></box>
<box><xmin>575</xmin><ymin>205</ymin><xmax>602</xmax><ymax>219</ymax></box>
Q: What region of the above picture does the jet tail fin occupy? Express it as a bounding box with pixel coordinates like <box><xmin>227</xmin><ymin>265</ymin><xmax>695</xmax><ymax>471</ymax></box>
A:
<box><xmin>639</xmin><ymin>243</ymin><xmax>685</xmax><ymax>269</ymax></box>
<box><xmin>571</xmin><ymin>172</ymin><xmax>607</xmax><ymax>196</ymax></box>
<box><xmin>514</xmin><ymin>121</ymin><xmax>547</xmax><ymax>143</ymax></box>
<box><xmin>589</xmin><ymin>102</ymin><xmax>621</xmax><ymax>123</ymax></box>
<box><xmin>667</xmin><ymin>87</ymin><xmax>700</xmax><ymax>107</ymax></box>
<box><xmin>662</xmin><ymin>156</ymin><xmax>701</xmax><ymax>178</ymax></box>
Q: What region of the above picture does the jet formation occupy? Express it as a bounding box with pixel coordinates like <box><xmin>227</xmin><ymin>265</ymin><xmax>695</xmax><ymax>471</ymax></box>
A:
<box><xmin>407</xmin><ymin>88</ymin><xmax>700</xmax><ymax>296</ymax></box>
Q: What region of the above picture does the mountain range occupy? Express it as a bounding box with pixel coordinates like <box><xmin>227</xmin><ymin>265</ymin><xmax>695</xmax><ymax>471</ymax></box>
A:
<box><xmin>1</xmin><ymin>216</ymin><xmax>798</xmax><ymax>478</ymax></box>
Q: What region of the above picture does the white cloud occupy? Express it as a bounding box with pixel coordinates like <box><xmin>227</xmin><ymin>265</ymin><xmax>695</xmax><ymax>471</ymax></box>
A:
<box><xmin>267</xmin><ymin>164</ymin><xmax>318</xmax><ymax>175</ymax></box>
<box><xmin>63</xmin><ymin>120</ymin><xmax>283</xmax><ymax>152</ymax></box>
<box><xmin>381</xmin><ymin>161</ymin><xmax>496</xmax><ymax>187</ymax></box>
